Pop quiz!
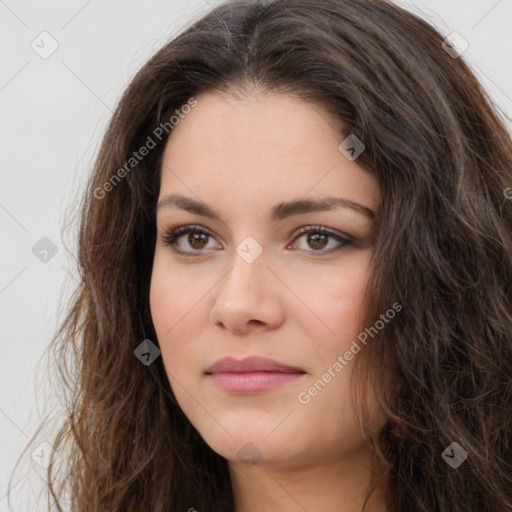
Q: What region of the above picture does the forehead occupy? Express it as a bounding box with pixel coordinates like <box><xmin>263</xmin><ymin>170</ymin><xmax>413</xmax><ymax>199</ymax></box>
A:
<box><xmin>158</xmin><ymin>92</ymin><xmax>379</xmax><ymax>215</ymax></box>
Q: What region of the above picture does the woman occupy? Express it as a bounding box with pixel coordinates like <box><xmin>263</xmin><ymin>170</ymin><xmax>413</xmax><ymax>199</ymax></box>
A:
<box><xmin>20</xmin><ymin>0</ymin><xmax>512</xmax><ymax>510</ymax></box>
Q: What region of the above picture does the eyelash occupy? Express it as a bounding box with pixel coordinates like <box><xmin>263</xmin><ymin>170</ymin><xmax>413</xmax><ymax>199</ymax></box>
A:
<box><xmin>161</xmin><ymin>223</ymin><xmax>352</xmax><ymax>258</ymax></box>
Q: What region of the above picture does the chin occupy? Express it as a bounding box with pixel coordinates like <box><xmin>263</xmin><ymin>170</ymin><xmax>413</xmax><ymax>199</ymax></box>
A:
<box><xmin>214</xmin><ymin>438</ymin><xmax>299</xmax><ymax>467</ymax></box>
<box><xmin>194</xmin><ymin>421</ymin><xmax>298</xmax><ymax>466</ymax></box>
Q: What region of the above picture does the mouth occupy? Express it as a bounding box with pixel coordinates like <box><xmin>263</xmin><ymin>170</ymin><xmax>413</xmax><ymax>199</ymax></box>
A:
<box><xmin>205</xmin><ymin>356</ymin><xmax>307</xmax><ymax>394</ymax></box>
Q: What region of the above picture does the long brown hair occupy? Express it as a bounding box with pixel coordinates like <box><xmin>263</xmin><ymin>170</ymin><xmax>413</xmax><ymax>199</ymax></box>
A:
<box><xmin>10</xmin><ymin>0</ymin><xmax>512</xmax><ymax>510</ymax></box>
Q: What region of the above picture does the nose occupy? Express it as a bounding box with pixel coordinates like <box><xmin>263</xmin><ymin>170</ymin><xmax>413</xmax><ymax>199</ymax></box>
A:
<box><xmin>208</xmin><ymin>247</ymin><xmax>285</xmax><ymax>335</ymax></box>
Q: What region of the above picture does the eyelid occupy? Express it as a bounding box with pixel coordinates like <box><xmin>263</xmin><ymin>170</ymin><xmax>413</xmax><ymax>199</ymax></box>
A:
<box><xmin>291</xmin><ymin>224</ymin><xmax>351</xmax><ymax>241</ymax></box>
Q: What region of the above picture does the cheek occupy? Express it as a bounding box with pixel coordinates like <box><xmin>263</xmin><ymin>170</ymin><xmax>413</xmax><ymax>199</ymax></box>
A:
<box><xmin>149</xmin><ymin>250</ymin><xmax>208</xmax><ymax>335</ymax></box>
<box><xmin>328</xmin><ymin>269</ymin><xmax>369</xmax><ymax>338</ymax></box>
<box><xmin>290</xmin><ymin>253</ymin><xmax>371</xmax><ymax>351</ymax></box>
<box><xmin>149</xmin><ymin>261</ymin><xmax>177</xmax><ymax>338</ymax></box>
<box><xmin>149</xmin><ymin>253</ymin><xmax>213</xmax><ymax>375</ymax></box>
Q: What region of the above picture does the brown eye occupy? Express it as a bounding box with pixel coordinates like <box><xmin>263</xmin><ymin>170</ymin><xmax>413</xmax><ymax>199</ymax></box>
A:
<box><xmin>187</xmin><ymin>232</ymin><xmax>209</xmax><ymax>250</ymax></box>
<box><xmin>162</xmin><ymin>224</ymin><xmax>221</xmax><ymax>257</ymax></box>
<box><xmin>306</xmin><ymin>232</ymin><xmax>329</xmax><ymax>251</ymax></box>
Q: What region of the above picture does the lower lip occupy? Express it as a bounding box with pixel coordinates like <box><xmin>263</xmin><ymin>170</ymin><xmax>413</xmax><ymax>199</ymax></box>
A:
<box><xmin>208</xmin><ymin>371</ymin><xmax>305</xmax><ymax>394</ymax></box>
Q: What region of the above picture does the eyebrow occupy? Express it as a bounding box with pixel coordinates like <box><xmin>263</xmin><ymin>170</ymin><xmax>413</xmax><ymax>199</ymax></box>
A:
<box><xmin>155</xmin><ymin>194</ymin><xmax>375</xmax><ymax>221</ymax></box>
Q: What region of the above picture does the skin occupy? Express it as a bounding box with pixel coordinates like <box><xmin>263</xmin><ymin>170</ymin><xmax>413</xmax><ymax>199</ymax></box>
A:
<box><xmin>150</xmin><ymin>90</ymin><xmax>388</xmax><ymax>512</ymax></box>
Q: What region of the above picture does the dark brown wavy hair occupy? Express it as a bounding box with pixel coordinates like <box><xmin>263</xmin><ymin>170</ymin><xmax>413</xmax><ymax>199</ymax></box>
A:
<box><xmin>9</xmin><ymin>0</ymin><xmax>512</xmax><ymax>510</ymax></box>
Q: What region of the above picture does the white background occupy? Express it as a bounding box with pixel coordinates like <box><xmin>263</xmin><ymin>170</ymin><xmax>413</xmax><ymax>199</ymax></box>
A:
<box><xmin>1</xmin><ymin>0</ymin><xmax>511</xmax><ymax>509</ymax></box>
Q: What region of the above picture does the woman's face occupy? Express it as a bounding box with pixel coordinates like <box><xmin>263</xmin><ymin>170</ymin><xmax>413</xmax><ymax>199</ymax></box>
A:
<box><xmin>150</xmin><ymin>91</ymin><xmax>382</xmax><ymax>468</ymax></box>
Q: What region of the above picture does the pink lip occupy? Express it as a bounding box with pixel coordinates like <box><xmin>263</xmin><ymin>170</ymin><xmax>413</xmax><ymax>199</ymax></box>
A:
<box><xmin>205</xmin><ymin>356</ymin><xmax>306</xmax><ymax>394</ymax></box>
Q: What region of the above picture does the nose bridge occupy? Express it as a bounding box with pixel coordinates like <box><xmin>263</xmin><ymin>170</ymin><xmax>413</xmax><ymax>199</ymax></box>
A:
<box><xmin>222</xmin><ymin>239</ymin><xmax>268</xmax><ymax>300</ymax></box>
<box><xmin>209</xmin><ymin>237</ymin><xmax>284</xmax><ymax>331</ymax></box>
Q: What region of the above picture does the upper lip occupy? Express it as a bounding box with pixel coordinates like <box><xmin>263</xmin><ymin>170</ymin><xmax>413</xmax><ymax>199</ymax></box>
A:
<box><xmin>205</xmin><ymin>356</ymin><xmax>305</xmax><ymax>374</ymax></box>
